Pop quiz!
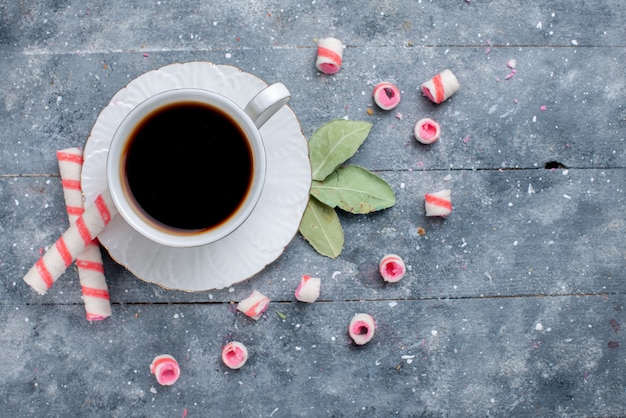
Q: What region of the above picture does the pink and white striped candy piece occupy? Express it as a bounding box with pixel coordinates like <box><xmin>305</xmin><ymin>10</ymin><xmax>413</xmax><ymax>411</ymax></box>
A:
<box><xmin>379</xmin><ymin>254</ymin><xmax>406</xmax><ymax>283</ymax></box>
<box><xmin>57</xmin><ymin>148</ymin><xmax>111</xmax><ymax>321</ymax></box>
<box><xmin>222</xmin><ymin>341</ymin><xmax>249</xmax><ymax>369</ymax></box>
<box><xmin>421</xmin><ymin>69</ymin><xmax>460</xmax><ymax>104</ymax></box>
<box><xmin>23</xmin><ymin>189</ymin><xmax>117</xmax><ymax>295</ymax></box>
<box><xmin>414</xmin><ymin>118</ymin><xmax>441</xmax><ymax>145</ymax></box>
<box><xmin>373</xmin><ymin>82</ymin><xmax>401</xmax><ymax>110</ymax></box>
<box><xmin>295</xmin><ymin>275</ymin><xmax>321</xmax><ymax>303</ymax></box>
<box><xmin>349</xmin><ymin>313</ymin><xmax>376</xmax><ymax>345</ymax></box>
<box><xmin>424</xmin><ymin>189</ymin><xmax>452</xmax><ymax>217</ymax></box>
<box><xmin>150</xmin><ymin>354</ymin><xmax>180</xmax><ymax>386</ymax></box>
<box><xmin>316</xmin><ymin>37</ymin><xmax>344</xmax><ymax>75</ymax></box>
<box><xmin>237</xmin><ymin>290</ymin><xmax>270</xmax><ymax>320</ymax></box>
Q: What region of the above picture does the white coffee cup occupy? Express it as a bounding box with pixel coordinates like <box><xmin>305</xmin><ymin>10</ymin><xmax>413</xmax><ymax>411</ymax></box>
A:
<box><xmin>106</xmin><ymin>83</ymin><xmax>290</xmax><ymax>247</ymax></box>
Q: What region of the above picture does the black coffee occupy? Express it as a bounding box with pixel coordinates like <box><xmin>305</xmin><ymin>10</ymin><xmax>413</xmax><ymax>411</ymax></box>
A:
<box><xmin>123</xmin><ymin>101</ymin><xmax>253</xmax><ymax>232</ymax></box>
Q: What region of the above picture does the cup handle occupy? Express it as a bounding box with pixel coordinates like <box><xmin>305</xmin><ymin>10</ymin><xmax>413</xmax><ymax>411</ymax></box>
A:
<box><xmin>244</xmin><ymin>82</ymin><xmax>291</xmax><ymax>128</ymax></box>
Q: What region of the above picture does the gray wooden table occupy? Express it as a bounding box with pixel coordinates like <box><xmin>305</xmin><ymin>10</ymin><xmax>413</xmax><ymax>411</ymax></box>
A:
<box><xmin>1</xmin><ymin>1</ymin><xmax>625</xmax><ymax>416</ymax></box>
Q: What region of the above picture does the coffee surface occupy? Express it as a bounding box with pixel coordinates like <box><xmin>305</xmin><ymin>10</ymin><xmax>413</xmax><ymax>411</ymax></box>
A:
<box><xmin>124</xmin><ymin>101</ymin><xmax>253</xmax><ymax>231</ymax></box>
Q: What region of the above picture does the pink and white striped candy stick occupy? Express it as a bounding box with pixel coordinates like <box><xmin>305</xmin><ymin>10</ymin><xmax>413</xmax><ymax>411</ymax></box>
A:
<box><xmin>237</xmin><ymin>290</ymin><xmax>270</xmax><ymax>320</ymax></box>
<box><xmin>424</xmin><ymin>189</ymin><xmax>452</xmax><ymax>217</ymax></box>
<box><xmin>57</xmin><ymin>148</ymin><xmax>112</xmax><ymax>321</ymax></box>
<box><xmin>421</xmin><ymin>69</ymin><xmax>460</xmax><ymax>104</ymax></box>
<box><xmin>316</xmin><ymin>37</ymin><xmax>344</xmax><ymax>75</ymax></box>
<box><xmin>23</xmin><ymin>188</ymin><xmax>117</xmax><ymax>295</ymax></box>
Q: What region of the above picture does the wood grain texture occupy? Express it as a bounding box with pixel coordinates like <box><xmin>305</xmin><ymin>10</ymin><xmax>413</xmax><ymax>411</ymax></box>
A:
<box><xmin>1</xmin><ymin>0</ymin><xmax>625</xmax><ymax>416</ymax></box>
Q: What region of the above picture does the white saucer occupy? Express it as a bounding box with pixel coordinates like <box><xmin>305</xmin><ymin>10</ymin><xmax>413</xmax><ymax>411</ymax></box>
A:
<box><xmin>81</xmin><ymin>62</ymin><xmax>311</xmax><ymax>291</ymax></box>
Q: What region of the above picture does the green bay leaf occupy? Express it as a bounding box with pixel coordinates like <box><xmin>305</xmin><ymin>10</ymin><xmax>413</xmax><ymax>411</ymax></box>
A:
<box><xmin>309</xmin><ymin>120</ymin><xmax>373</xmax><ymax>181</ymax></box>
<box><xmin>298</xmin><ymin>196</ymin><xmax>344</xmax><ymax>259</ymax></box>
<box><xmin>311</xmin><ymin>165</ymin><xmax>396</xmax><ymax>214</ymax></box>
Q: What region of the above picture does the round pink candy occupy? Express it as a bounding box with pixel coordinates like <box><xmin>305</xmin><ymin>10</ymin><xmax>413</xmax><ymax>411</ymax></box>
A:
<box><xmin>373</xmin><ymin>82</ymin><xmax>401</xmax><ymax>110</ymax></box>
<box><xmin>379</xmin><ymin>254</ymin><xmax>406</xmax><ymax>283</ymax></box>
<box><xmin>349</xmin><ymin>313</ymin><xmax>376</xmax><ymax>345</ymax></box>
<box><xmin>222</xmin><ymin>341</ymin><xmax>249</xmax><ymax>369</ymax></box>
<box><xmin>414</xmin><ymin>118</ymin><xmax>441</xmax><ymax>144</ymax></box>
<box><xmin>150</xmin><ymin>354</ymin><xmax>180</xmax><ymax>386</ymax></box>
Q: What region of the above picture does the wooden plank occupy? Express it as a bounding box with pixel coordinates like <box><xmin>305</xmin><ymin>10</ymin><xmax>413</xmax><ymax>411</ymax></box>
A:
<box><xmin>7</xmin><ymin>166</ymin><xmax>625</xmax><ymax>306</ymax></box>
<box><xmin>2</xmin><ymin>0</ymin><xmax>625</xmax><ymax>416</ymax></box>
<box><xmin>1</xmin><ymin>296</ymin><xmax>624</xmax><ymax>416</ymax></box>
<box><xmin>1</xmin><ymin>46</ymin><xmax>624</xmax><ymax>175</ymax></box>
<box><xmin>2</xmin><ymin>1</ymin><xmax>624</xmax><ymax>51</ymax></box>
